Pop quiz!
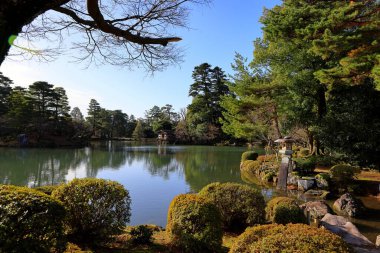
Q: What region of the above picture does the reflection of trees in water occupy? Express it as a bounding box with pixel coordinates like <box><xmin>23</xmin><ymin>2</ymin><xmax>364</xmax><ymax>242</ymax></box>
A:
<box><xmin>0</xmin><ymin>148</ymin><xmax>87</xmax><ymax>186</ymax></box>
<box><xmin>0</xmin><ymin>142</ymin><xmax>131</xmax><ymax>186</ymax></box>
<box><xmin>0</xmin><ymin>144</ymin><xmax>249</xmax><ymax>192</ymax></box>
<box><xmin>174</xmin><ymin>147</ymin><xmax>245</xmax><ymax>192</ymax></box>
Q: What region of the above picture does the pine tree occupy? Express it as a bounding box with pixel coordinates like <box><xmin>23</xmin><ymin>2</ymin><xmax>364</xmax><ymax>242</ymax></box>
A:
<box><xmin>132</xmin><ymin>120</ymin><xmax>144</xmax><ymax>140</ymax></box>
<box><xmin>86</xmin><ymin>99</ymin><xmax>101</xmax><ymax>135</ymax></box>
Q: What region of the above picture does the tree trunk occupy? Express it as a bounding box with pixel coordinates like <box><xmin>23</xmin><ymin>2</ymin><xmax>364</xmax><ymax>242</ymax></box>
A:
<box><xmin>0</xmin><ymin>0</ymin><xmax>69</xmax><ymax>65</ymax></box>
<box><xmin>272</xmin><ymin>105</ymin><xmax>282</xmax><ymax>139</ymax></box>
<box><xmin>306</xmin><ymin>129</ymin><xmax>314</xmax><ymax>154</ymax></box>
<box><xmin>314</xmin><ymin>85</ymin><xmax>327</xmax><ymax>155</ymax></box>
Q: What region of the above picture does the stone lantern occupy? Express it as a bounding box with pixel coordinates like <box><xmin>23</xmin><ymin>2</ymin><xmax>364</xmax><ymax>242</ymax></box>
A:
<box><xmin>274</xmin><ymin>136</ymin><xmax>295</xmax><ymax>190</ymax></box>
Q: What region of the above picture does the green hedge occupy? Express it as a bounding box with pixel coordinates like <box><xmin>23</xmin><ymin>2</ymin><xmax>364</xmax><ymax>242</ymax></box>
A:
<box><xmin>0</xmin><ymin>185</ymin><xmax>66</xmax><ymax>253</ymax></box>
<box><xmin>34</xmin><ymin>184</ymin><xmax>61</xmax><ymax>195</ymax></box>
<box><xmin>229</xmin><ymin>224</ymin><xmax>352</xmax><ymax>253</ymax></box>
<box><xmin>167</xmin><ymin>194</ymin><xmax>222</xmax><ymax>253</ymax></box>
<box><xmin>241</xmin><ymin>151</ymin><xmax>259</xmax><ymax>162</ymax></box>
<box><xmin>265</xmin><ymin>197</ymin><xmax>305</xmax><ymax>224</ymax></box>
<box><xmin>52</xmin><ymin>178</ymin><xmax>131</xmax><ymax>243</ymax></box>
<box><xmin>198</xmin><ymin>182</ymin><xmax>265</xmax><ymax>232</ymax></box>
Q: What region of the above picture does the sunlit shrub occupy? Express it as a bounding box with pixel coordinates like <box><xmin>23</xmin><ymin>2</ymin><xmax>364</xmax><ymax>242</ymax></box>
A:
<box><xmin>198</xmin><ymin>182</ymin><xmax>265</xmax><ymax>232</ymax></box>
<box><xmin>256</xmin><ymin>154</ymin><xmax>277</xmax><ymax>163</ymax></box>
<box><xmin>229</xmin><ymin>224</ymin><xmax>352</xmax><ymax>253</ymax></box>
<box><xmin>241</xmin><ymin>151</ymin><xmax>258</xmax><ymax>162</ymax></box>
<box><xmin>167</xmin><ymin>194</ymin><xmax>222</xmax><ymax>253</ymax></box>
<box><xmin>34</xmin><ymin>184</ymin><xmax>61</xmax><ymax>195</ymax></box>
<box><xmin>52</xmin><ymin>178</ymin><xmax>131</xmax><ymax>243</ymax></box>
<box><xmin>265</xmin><ymin>197</ymin><xmax>305</xmax><ymax>224</ymax></box>
<box><xmin>240</xmin><ymin>160</ymin><xmax>260</xmax><ymax>172</ymax></box>
<box><xmin>0</xmin><ymin>185</ymin><xmax>66</xmax><ymax>253</ymax></box>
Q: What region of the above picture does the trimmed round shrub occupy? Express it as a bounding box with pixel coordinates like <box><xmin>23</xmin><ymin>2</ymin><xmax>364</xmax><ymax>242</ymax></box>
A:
<box><xmin>34</xmin><ymin>184</ymin><xmax>61</xmax><ymax>195</ymax></box>
<box><xmin>293</xmin><ymin>157</ymin><xmax>316</xmax><ymax>175</ymax></box>
<box><xmin>330</xmin><ymin>164</ymin><xmax>360</xmax><ymax>191</ymax></box>
<box><xmin>167</xmin><ymin>194</ymin><xmax>222</xmax><ymax>253</ymax></box>
<box><xmin>241</xmin><ymin>151</ymin><xmax>259</xmax><ymax>162</ymax></box>
<box><xmin>265</xmin><ymin>197</ymin><xmax>305</xmax><ymax>224</ymax></box>
<box><xmin>198</xmin><ymin>182</ymin><xmax>265</xmax><ymax>232</ymax></box>
<box><xmin>256</xmin><ymin>154</ymin><xmax>277</xmax><ymax>163</ymax></box>
<box><xmin>52</xmin><ymin>178</ymin><xmax>131</xmax><ymax>243</ymax></box>
<box><xmin>0</xmin><ymin>185</ymin><xmax>66</xmax><ymax>253</ymax></box>
<box><xmin>229</xmin><ymin>223</ymin><xmax>352</xmax><ymax>253</ymax></box>
<box><xmin>240</xmin><ymin>160</ymin><xmax>261</xmax><ymax>172</ymax></box>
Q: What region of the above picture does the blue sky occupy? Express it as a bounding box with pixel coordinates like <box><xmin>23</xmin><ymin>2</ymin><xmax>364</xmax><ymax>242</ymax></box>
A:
<box><xmin>0</xmin><ymin>0</ymin><xmax>280</xmax><ymax>118</ymax></box>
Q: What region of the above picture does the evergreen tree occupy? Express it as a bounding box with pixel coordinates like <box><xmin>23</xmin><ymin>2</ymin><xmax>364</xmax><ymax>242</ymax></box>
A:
<box><xmin>132</xmin><ymin>120</ymin><xmax>144</xmax><ymax>140</ymax></box>
<box><xmin>70</xmin><ymin>107</ymin><xmax>84</xmax><ymax>123</ymax></box>
<box><xmin>187</xmin><ymin>63</ymin><xmax>229</xmax><ymax>143</ymax></box>
<box><xmin>28</xmin><ymin>81</ymin><xmax>55</xmax><ymax>121</ymax></box>
<box><xmin>86</xmin><ymin>99</ymin><xmax>101</xmax><ymax>135</ymax></box>
<box><xmin>6</xmin><ymin>86</ymin><xmax>33</xmax><ymax>130</ymax></box>
<box><xmin>51</xmin><ymin>87</ymin><xmax>70</xmax><ymax>121</ymax></box>
<box><xmin>0</xmin><ymin>72</ymin><xmax>12</xmax><ymax>116</ymax></box>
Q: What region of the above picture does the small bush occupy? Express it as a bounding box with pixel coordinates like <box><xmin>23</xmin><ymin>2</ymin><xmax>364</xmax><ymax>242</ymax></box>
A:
<box><xmin>294</xmin><ymin>157</ymin><xmax>316</xmax><ymax>175</ymax></box>
<box><xmin>256</xmin><ymin>154</ymin><xmax>277</xmax><ymax>163</ymax></box>
<box><xmin>34</xmin><ymin>184</ymin><xmax>61</xmax><ymax>195</ymax></box>
<box><xmin>240</xmin><ymin>160</ymin><xmax>260</xmax><ymax>172</ymax></box>
<box><xmin>52</xmin><ymin>178</ymin><xmax>131</xmax><ymax>243</ymax></box>
<box><xmin>0</xmin><ymin>185</ymin><xmax>66</xmax><ymax>253</ymax></box>
<box><xmin>198</xmin><ymin>182</ymin><xmax>265</xmax><ymax>232</ymax></box>
<box><xmin>129</xmin><ymin>225</ymin><xmax>154</xmax><ymax>245</ymax></box>
<box><xmin>265</xmin><ymin>197</ymin><xmax>305</xmax><ymax>224</ymax></box>
<box><xmin>229</xmin><ymin>223</ymin><xmax>352</xmax><ymax>253</ymax></box>
<box><xmin>241</xmin><ymin>151</ymin><xmax>258</xmax><ymax>162</ymax></box>
<box><xmin>167</xmin><ymin>194</ymin><xmax>222</xmax><ymax>253</ymax></box>
<box><xmin>330</xmin><ymin>164</ymin><xmax>360</xmax><ymax>192</ymax></box>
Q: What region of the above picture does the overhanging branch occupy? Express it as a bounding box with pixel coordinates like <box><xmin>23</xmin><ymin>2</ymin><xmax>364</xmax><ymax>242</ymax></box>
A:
<box><xmin>86</xmin><ymin>0</ymin><xmax>182</xmax><ymax>46</ymax></box>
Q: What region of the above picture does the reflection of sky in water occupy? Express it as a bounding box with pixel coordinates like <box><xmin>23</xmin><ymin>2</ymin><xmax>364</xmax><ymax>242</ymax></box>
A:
<box><xmin>97</xmin><ymin>160</ymin><xmax>190</xmax><ymax>226</ymax></box>
<box><xmin>65</xmin><ymin>163</ymin><xmax>88</xmax><ymax>182</ymax></box>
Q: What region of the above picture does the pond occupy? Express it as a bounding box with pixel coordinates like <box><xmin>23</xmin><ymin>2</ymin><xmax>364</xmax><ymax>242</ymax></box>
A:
<box><xmin>0</xmin><ymin>142</ymin><xmax>379</xmax><ymax>242</ymax></box>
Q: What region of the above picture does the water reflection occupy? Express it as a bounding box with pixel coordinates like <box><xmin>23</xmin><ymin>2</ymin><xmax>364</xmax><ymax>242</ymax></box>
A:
<box><xmin>0</xmin><ymin>143</ymin><xmax>247</xmax><ymax>192</ymax></box>
<box><xmin>1</xmin><ymin>143</ymin><xmax>379</xmax><ymax>240</ymax></box>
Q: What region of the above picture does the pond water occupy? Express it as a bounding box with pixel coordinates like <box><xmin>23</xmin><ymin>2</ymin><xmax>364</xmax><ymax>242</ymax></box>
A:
<box><xmin>0</xmin><ymin>142</ymin><xmax>379</xmax><ymax>242</ymax></box>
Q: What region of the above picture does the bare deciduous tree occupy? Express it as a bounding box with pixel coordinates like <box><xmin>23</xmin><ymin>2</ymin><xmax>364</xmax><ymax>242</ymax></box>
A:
<box><xmin>0</xmin><ymin>0</ymin><xmax>208</xmax><ymax>70</ymax></box>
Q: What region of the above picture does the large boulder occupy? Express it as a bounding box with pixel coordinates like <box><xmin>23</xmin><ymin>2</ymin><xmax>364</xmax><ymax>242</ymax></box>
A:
<box><xmin>321</xmin><ymin>213</ymin><xmax>373</xmax><ymax>247</ymax></box>
<box><xmin>300</xmin><ymin>200</ymin><xmax>331</xmax><ymax>220</ymax></box>
<box><xmin>333</xmin><ymin>193</ymin><xmax>366</xmax><ymax>217</ymax></box>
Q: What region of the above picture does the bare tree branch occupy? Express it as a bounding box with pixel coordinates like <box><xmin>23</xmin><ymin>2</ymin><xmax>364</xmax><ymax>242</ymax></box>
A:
<box><xmin>1</xmin><ymin>0</ymin><xmax>210</xmax><ymax>71</ymax></box>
